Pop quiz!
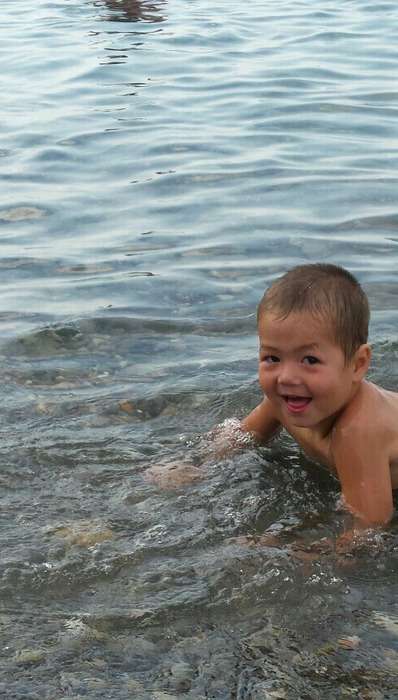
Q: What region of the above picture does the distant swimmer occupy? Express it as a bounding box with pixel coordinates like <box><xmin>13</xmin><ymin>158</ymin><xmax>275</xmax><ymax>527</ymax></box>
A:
<box><xmin>100</xmin><ymin>0</ymin><xmax>166</xmax><ymax>23</ymax></box>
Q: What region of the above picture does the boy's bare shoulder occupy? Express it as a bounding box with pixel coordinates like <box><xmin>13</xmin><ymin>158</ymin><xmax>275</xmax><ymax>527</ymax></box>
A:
<box><xmin>336</xmin><ymin>381</ymin><xmax>398</xmax><ymax>430</ymax></box>
<box><xmin>332</xmin><ymin>381</ymin><xmax>398</xmax><ymax>484</ymax></box>
<box><xmin>335</xmin><ymin>380</ymin><xmax>398</xmax><ymax>435</ymax></box>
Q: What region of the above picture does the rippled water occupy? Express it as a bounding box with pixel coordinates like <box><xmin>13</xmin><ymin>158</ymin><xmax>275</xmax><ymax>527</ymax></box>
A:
<box><xmin>2</xmin><ymin>0</ymin><xmax>398</xmax><ymax>697</ymax></box>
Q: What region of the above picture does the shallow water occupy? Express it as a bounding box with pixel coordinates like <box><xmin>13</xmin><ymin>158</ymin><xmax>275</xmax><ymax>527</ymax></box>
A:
<box><xmin>2</xmin><ymin>0</ymin><xmax>398</xmax><ymax>697</ymax></box>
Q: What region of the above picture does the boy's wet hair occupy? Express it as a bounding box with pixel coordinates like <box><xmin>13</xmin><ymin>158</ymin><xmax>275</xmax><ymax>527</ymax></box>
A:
<box><xmin>257</xmin><ymin>263</ymin><xmax>369</xmax><ymax>361</ymax></box>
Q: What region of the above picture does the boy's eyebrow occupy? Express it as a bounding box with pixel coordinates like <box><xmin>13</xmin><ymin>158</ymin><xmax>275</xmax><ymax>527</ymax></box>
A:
<box><xmin>259</xmin><ymin>343</ymin><xmax>320</xmax><ymax>352</ymax></box>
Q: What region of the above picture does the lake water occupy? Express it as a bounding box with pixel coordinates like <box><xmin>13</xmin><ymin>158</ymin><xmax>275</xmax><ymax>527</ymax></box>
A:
<box><xmin>2</xmin><ymin>0</ymin><xmax>398</xmax><ymax>697</ymax></box>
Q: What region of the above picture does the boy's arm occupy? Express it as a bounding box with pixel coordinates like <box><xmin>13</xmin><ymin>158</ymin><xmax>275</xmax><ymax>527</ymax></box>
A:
<box><xmin>241</xmin><ymin>397</ymin><xmax>281</xmax><ymax>443</ymax></box>
<box><xmin>203</xmin><ymin>398</ymin><xmax>280</xmax><ymax>461</ymax></box>
<box><xmin>331</xmin><ymin>425</ymin><xmax>394</xmax><ymax>528</ymax></box>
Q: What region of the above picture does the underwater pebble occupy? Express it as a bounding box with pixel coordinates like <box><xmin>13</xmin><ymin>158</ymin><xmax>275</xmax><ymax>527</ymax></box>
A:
<box><xmin>337</xmin><ymin>635</ymin><xmax>361</xmax><ymax>650</ymax></box>
<box><xmin>10</xmin><ymin>690</ymin><xmax>42</xmax><ymax>700</ymax></box>
<box><xmin>85</xmin><ymin>677</ymin><xmax>108</xmax><ymax>690</ymax></box>
<box><xmin>152</xmin><ymin>694</ymin><xmax>179</xmax><ymax>700</ymax></box>
<box><xmin>248</xmin><ymin>688</ymin><xmax>287</xmax><ymax>700</ymax></box>
<box><xmin>127</xmin><ymin>608</ymin><xmax>154</xmax><ymax>621</ymax></box>
<box><xmin>168</xmin><ymin>661</ymin><xmax>195</xmax><ymax>691</ymax></box>
<box><xmin>126</xmin><ymin>678</ymin><xmax>146</xmax><ymax>692</ymax></box>
<box><xmin>79</xmin><ymin>609</ymin><xmax>154</xmax><ymax>635</ymax></box>
<box><xmin>86</xmin><ymin>414</ymin><xmax>112</xmax><ymax>428</ymax></box>
<box><xmin>85</xmin><ymin>657</ymin><xmax>107</xmax><ymax>669</ymax></box>
<box><xmin>119</xmin><ymin>399</ymin><xmax>136</xmax><ymax>415</ymax></box>
<box><xmin>14</xmin><ymin>648</ymin><xmax>46</xmax><ymax>664</ymax></box>
<box><xmin>57</xmin><ymin>263</ymin><xmax>113</xmax><ymax>274</ymax></box>
<box><xmin>48</xmin><ymin>520</ymin><xmax>113</xmax><ymax>547</ymax></box>
<box><xmin>229</xmin><ymin>533</ymin><xmax>282</xmax><ymax>549</ymax></box>
<box><xmin>54</xmin><ymin>381</ymin><xmax>78</xmax><ymax>389</ymax></box>
<box><xmin>0</xmin><ymin>206</ymin><xmax>46</xmax><ymax>221</ymax></box>
<box><xmin>36</xmin><ymin>400</ymin><xmax>56</xmax><ymax>415</ymax></box>
<box><xmin>144</xmin><ymin>462</ymin><xmax>203</xmax><ymax>490</ymax></box>
<box><xmin>382</xmin><ymin>648</ymin><xmax>398</xmax><ymax>674</ymax></box>
<box><xmin>0</xmin><ymin>614</ymin><xmax>13</xmax><ymax>628</ymax></box>
<box><xmin>373</xmin><ymin>611</ymin><xmax>398</xmax><ymax>636</ymax></box>
<box><xmin>159</xmin><ymin>404</ymin><xmax>179</xmax><ymax>417</ymax></box>
<box><xmin>61</xmin><ymin>617</ymin><xmax>107</xmax><ymax>642</ymax></box>
<box><xmin>59</xmin><ymin>671</ymin><xmax>83</xmax><ymax>693</ymax></box>
<box><xmin>127</xmin><ymin>636</ymin><xmax>158</xmax><ymax>656</ymax></box>
<box><xmin>91</xmin><ymin>336</ymin><xmax>106</xmax><ymax>348</ymax></box>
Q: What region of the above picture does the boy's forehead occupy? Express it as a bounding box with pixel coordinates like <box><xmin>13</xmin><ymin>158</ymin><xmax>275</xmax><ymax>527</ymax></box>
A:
<box><xmin>258</xmin><ymin>310</ymin><xmax>337</xmax><ymax>346</ymax></box>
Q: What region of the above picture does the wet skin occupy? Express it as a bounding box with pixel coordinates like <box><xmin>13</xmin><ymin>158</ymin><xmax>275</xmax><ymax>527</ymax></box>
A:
<box><xmin>242</xmin><ymin>311</ymin><xmax>398</xmax><ymax>526</ymax></box>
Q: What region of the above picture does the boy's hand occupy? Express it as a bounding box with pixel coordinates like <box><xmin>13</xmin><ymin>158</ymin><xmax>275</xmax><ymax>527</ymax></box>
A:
<box><xmin>144</xmin><ymin>417</ymin><xmax>257</xmax><ymax>491</ymax></box>
<box><xmin>205</xmin><ymin>418</ymin><xmax>257</xmax><ymax>458</ymax></box>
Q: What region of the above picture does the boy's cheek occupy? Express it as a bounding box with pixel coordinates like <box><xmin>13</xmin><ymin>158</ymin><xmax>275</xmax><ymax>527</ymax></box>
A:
<box><xmin>258</xmin><ymin>364</ymin><xmax>270</xmax><ymax>384</ymax></box>
<box><xmin>258</xmin><ymin>372</ymin><xmax>271</xmax><ymax>394</ymax></box>
<box><xmin>259</xmin><ymin>382</ymin><xmax>274</xmax><ymax>402</ymax></box>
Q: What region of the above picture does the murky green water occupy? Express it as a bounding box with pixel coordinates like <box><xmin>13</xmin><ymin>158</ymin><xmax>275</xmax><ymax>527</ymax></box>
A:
<box><xmin>1</xmin><ymin>0</ymin><xmax>398</xmax><ymax>697</ymax></box>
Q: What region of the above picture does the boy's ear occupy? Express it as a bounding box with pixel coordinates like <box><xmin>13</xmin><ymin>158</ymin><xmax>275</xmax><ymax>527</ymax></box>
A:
<box><xmin>352</xmin><ymin>343</ymin><xmax>371</xmax><ymax>379</ymax></box>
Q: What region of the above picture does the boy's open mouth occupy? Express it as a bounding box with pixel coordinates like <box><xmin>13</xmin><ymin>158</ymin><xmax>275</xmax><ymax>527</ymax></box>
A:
<box><xmin>283</xmin><ymin>395</ymin><xmax>312</xmax><ymax>413</ymax></box>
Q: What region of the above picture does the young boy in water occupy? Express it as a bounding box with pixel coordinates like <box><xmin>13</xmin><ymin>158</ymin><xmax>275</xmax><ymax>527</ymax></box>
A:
<box><xmin>240</xmin><ymin>263</ymin><xmax>397</xmax><ymax>528</ymax></box>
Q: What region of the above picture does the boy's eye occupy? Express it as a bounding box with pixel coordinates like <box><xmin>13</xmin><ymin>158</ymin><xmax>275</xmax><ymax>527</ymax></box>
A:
<box><xmin>303</xmin><ymin>355</ymin><xmax>319</xmax><ymax>365</ymax></box>
<box><xmin>263</xmin><ymin>355</ymin><xmax>280</xmax><ymax>364</ymax></box>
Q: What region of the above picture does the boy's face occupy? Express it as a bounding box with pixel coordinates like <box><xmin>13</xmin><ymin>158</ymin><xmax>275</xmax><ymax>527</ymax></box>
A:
<box><xmin>257</xmin><ymin>310</ymin><xmax>368</xmax><ymax>433</ymax></box>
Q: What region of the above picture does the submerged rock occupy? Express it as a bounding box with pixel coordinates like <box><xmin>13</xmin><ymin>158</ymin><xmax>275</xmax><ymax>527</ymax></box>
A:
<box><xmin>337</xmin><ymin>635</ymin><xmax>361</xmax><ymax>650</ymax></box>
<box><xmin>36</xmin><ymin>400</ymin><xmax>56</xmax><ymax>415</ymax></box>
<box><xmin>382</xmin><ymin>648</ymin><xmax>398</xmax><ymax>675</ymax></box>
<box><xmin>60</xmin><ymin>616</ymin><xmax>107</xmax><ymax>643</ymax></box>
<box><xmin>373</xmin><ymin>611</ymin><xmax>398</xmax><ymax>636</ymax></box>
<box><xmin>144</xmin><ymin>462</ymin><xmax>203</xmax><ymax>490</ymax></box>
<box><xmin>126</xmin><ymin>679</ymin><xmax>146</xmax><ymax>692</ymax></box>
<box><xmin>84</xmin><ymin>609</ymin><xmax>154</xmax><ymax>630</ymax></box>
<box><xmin>47</xmin><ymin>520</ymin><xmax>113</xmax><ymax>548</ymax></box>
<box><xmin>14</xmin><ymin>648</ymin><xmax>46</xmax><ymax>665</ymax></box>
<box><xmin>168</xmin><ymin>661</ymin><xmax>195</xmax><ymax>692</ymax></box>
<box><xmin>0</xmin><ymin>206</ymin><xmax>46</xmax><ymax>221</ymax></box>
<box><xmin>119</xmin><ymin>399</ymin><xmax>137</xmax><ymax>415</ymax></box>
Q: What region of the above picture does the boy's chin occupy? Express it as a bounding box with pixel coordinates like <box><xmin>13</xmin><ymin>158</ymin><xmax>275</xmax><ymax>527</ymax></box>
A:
<box><xmin>282</xmin><ymin>403</ymin><xmax>321</xmax><ymax>427</ymax></box>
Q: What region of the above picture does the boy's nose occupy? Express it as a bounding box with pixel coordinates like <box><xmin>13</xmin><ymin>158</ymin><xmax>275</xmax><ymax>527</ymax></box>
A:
<box><xmin>277</xmin><ymin>364</ymin><xmax>302</xmax><ymax>388</ymax></box>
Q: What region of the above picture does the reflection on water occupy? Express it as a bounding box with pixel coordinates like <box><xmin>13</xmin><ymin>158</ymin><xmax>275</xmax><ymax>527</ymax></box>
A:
<box><xmin>95</xmin><ymin>0</ymin><xmax>166</xmax><ymax>22</ymax></box>
<box><xmin>2</xmin><ymin>0</ymin><xmax>398</xmax><ymax>697</ymax></box>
